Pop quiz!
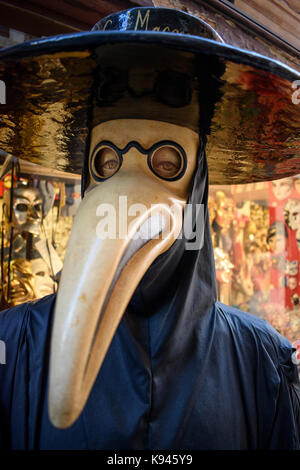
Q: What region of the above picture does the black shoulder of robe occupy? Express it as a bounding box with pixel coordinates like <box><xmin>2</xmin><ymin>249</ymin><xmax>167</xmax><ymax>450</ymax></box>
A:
<box><xmin>0</xmin><ymin>294</ymin><xmax>299</xmax><ymax>450</ymax></box>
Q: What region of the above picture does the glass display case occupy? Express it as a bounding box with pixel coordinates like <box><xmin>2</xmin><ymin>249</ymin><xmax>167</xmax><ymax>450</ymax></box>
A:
<box><xmin>210</xmin><ymin>175</ymin><xmax>300</xmax><ymax>367</ymax></box>
<box><xmin>0</xmin><ymin>155</ymin><xmax>80</xmax><ymax>309</ymax></box>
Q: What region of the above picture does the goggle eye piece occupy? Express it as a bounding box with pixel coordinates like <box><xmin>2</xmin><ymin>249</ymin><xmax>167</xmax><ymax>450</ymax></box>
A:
<box><xmin>150</xmin><ymin>145</ymin><xmax>184</xmax><ymax>180</ymax></box>
<box><xmin>92</xmin><ymin>146</ymin><xmax>120</xmax><ymax>179</ymax></box>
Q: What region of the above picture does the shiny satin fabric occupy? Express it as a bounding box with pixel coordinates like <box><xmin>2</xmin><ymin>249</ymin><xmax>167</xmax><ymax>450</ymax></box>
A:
<box><xmin>0</xmin><ymin>146</ymin><xmax>299</xmax><ymax>449</ymax></box>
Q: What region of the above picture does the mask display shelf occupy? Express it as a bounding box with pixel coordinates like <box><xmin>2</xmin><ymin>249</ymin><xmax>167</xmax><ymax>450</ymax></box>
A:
<box><xmin>210</xmin><ymin>175</ymin><xmax>300</xmax><ymax>358</ymax></box>
<box><xmin>0</xmin><ymin>156</ymin><xmax>80</xmax><ymax>309</ymax></box>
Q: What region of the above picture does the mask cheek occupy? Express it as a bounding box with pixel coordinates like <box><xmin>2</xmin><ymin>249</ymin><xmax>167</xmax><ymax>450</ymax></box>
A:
<box><xmin>14</xmin><ymin>210</ymin><xmax>27</xmax><ymax>226</ymax></box>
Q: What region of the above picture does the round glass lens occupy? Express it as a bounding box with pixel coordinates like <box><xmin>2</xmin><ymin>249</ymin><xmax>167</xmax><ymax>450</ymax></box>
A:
<box><xmin>15</xmin><ymin>203</ymin><xmax>28</xmax><ymax>212</ymax></box>
<box><xmin>92</xmin><ymin>147</ymin><xmax>120</xmax><ymax>179</ymax></box>
<box><xmin>150</xmin><ymin>146</ymin><xmax>183</xmax><ymax>179</ymax></box>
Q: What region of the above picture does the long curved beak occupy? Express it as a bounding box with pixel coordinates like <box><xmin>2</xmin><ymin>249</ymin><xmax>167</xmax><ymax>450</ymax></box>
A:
<box><xmin>48</xmin><ymin>173</ymin><xmax>185</xmax><ymax>428</ymax></box>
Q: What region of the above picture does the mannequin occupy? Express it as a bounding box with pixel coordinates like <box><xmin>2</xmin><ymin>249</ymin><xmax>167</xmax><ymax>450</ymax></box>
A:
<box><xmin>0</xmin><ymin>7</ymin><xmax>299</xmax><ymax>450</ymax></box>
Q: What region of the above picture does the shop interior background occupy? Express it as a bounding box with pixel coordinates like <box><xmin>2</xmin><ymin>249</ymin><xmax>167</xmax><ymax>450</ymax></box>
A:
<box><xmin>0</xmin><ymin>0</ymin><xmax>299</xmax><ymax>363</ymax></box>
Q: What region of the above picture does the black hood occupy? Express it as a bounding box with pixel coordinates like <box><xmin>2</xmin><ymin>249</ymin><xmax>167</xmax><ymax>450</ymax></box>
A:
<box><xmin>123</xmin><ymin>136</ymin><xmax>217</xmax><ymax>401</ymax></box>
<box><xmin>129</xmin><ymin>134</ymin><xmax>216</xmax><ymax>315</ymax></box>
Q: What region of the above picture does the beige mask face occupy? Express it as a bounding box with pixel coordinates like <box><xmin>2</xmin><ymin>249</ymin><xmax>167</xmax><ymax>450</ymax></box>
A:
<box><xmin>31</xmin><ymin>258</ymin><xmax>55</xmax><ymax>298</ymax></box>
<box><xmin>4</xmin><ymin>187</ymin><xmax>43</xmax><ymax>236</ymax></box>
<box><xmin>2</xmin><ymin>258</ymin><xmax>36</xmax><ymax>306</ymax></box>
<box><xmin>87</xmin><ymin>119</ymin><xmax>198</xmax><ymax>199</ymax></box>
<box><xmin>49</xmin><ymin>119</ymin><xmax>199</xmax><ymax>428</ymax></box>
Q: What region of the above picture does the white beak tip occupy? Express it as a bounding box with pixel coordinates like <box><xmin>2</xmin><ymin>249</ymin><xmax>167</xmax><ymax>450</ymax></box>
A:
<box><xmin>49</xmin><ymin>400</ymin><xmax>81</xmax><ymax>429</ymax></box>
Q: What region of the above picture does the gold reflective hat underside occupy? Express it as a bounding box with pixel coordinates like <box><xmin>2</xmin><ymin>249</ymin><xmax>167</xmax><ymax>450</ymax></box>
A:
<box><xmin>0</xmin><ymin>25</ymin><xmax>299</xmax><ymax>184</ymax></box>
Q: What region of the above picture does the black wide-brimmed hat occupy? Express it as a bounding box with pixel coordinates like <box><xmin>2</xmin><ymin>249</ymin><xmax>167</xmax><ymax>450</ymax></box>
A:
<box><xmin>0</xmin><ymin>7</ymin><xmax>299</xmax><ymax>184</ymax></box>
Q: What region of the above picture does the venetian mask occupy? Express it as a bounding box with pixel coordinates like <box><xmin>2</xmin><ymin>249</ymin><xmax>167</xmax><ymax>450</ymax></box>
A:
<box><xmin>1</xmin><ymin>258</ymin><xmax>36</xmax><ymax>307</ymax></box>
<box><xmin>49</xmin><ymin>119</ymin><xmax>198</xmax><ymax>428</ymax></box>
<box><xmin>294</xmin><ymin>176</ymin><xmax>300</xmax><ymax>195</ymax></box>
<box><xmin>214</xmin><ymin>247</ymin><xmax>234</xmax><ymax>283</ymax></box>
<box><xmin>271</xmin><ymin>177</ymin><xmax>293</xmax><ymax>201</ymax></box>
<box><xmin>268</xmin><ymin>233</ymin><xmax>287</xmax><ymax>254</ymax></box>
<box><xmin>287</xmin><ymin>276</ymin><xmax>297</xmax><ymax>290</ymax></box>
<box><xmin>31</xmin><ymin>258</ymin><xmax>56</xmax><ymax>298</ymax></box>
<box><xmin>285</xmin><ymin>260</ymin><xmax>298</xmax><ymax>276</ymax></box>
<box><xmin>284</xmin><ymin>199</ymin><xmax>300</xmax><ymax>231</ymax></box>
<box><xmin>213</xmin><ymin>191</ymin><xmax>234</xmax><ymax>231</ymax></box>
<box><xmin>3</xmin><ymin>186</ymin><xmax>43</xmax><ymax>236</ymax></box>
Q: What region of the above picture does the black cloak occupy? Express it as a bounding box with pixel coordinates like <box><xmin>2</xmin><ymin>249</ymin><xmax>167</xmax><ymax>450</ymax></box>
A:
<box><xmin>0</xmin><ymin>141</ymin><xmax>299</xmax><ymax>450</ymax></box>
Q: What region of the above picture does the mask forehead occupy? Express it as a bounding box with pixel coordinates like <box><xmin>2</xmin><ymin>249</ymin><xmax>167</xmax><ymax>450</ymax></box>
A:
<box><xmin>88</xmin><ymin>119</ymin><xmax>199</xmax><ymax>200</ymax></box>
<box><xmin>14</xmin><ymin>187</ymin><xmax>42</xmax><ymax>204</ymax></box>
<box><xmin>6</xmin><ymin>186</ymin><xmax>44</xmax><ymax>235</ymax></box>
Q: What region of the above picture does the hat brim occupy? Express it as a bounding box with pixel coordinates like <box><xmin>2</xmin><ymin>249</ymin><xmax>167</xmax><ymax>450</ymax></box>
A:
<box><xmin>0</xmin><ymin>30</ymin><xmax>299</xmax><ymax>184</ymax></box>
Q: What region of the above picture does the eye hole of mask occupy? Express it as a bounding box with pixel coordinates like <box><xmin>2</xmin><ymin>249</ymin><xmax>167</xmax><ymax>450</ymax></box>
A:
<box><xmin>149</xmin><ymin>145</ymin><xmax>183</xmax><ymax>180</ymax></box>
<box><xmin>15</xmin><ymin>203</ymin><xmax>28</xmax><ymax>212</ymax></box>
<box><xmin>92</xmin><ymin>147</ymin><xmax>120</xmax><ymax>179</ymax></box>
